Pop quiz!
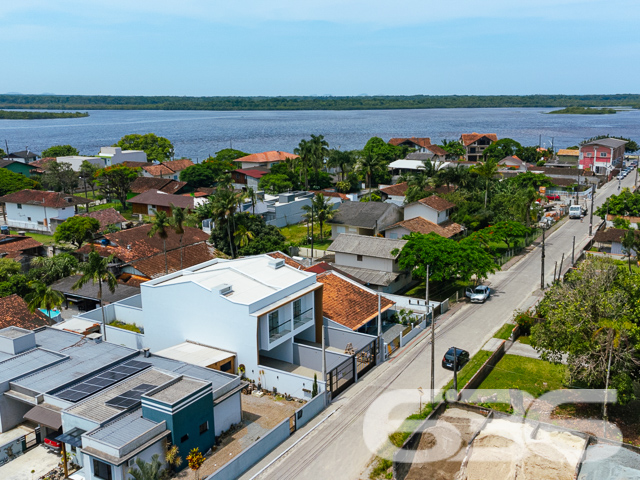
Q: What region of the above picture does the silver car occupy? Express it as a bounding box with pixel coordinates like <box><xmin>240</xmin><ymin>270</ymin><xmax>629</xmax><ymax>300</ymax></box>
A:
<box><xmin>465</xmin><ymin>285</ymin><xmax>491</xmax><ymax>303</ymax></box>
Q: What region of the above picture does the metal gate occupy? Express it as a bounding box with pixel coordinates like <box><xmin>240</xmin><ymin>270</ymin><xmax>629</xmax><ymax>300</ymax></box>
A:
<box><xmin>355</xmin><ymin>340</ymin><xmax>377</xmax><ymax>379</ymax></box>
<box><xmin>24</xmin><ymin>431</ymin><xmax>37</xmax><ymax>449</ymax></box>
<box><xmin>326</xmin><ymin>356</ymin><xmax>355</xmax><ymax>398</ymax></box>
<box><xmin>289</xmin><ymin>415</ymin><xmax>296</xmax><ymax>434</ymax></box>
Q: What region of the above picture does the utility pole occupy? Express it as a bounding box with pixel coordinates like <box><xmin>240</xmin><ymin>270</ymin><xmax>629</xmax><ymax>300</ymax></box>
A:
<box><xmin>426</xmin><ymin>265</ymin><xmax>435</xmax><ymax>405</ymax></box>
<box><xmin>321</xmin><ymin>319</ymin><xmax>326</xmax><ymax>404</ymax></box>
<box><xmin>453</xmin><ymin>347</ymin><xmax>458</xmax><ymax>394</ymax></box>
<box><xmin>553</xmin><ymin>262</ymin><xmax>557</xmax><ymax>283</ymax></box>
<box><xmin>588</xmin><ymin>185</ymin><xmax>595</xmax><ymax>236</ymax></box>
<box><xmin>541</xmin><ymin>228</ymin><xmax>546</xmax><ymax>290</ymax></box>
<box><xmin>559</xmin><ymin>253</ymin><xmax>564</xmax><ymax>281</ymax></box>
<box><xmin>572</xmin><ymin>236</ymin><xmax>575</xmax><ymax>265</ymax></box>
<box><xmin>377</xmin><ymin>292</ymin><xmax>383</xmax><ymax>364</ymax></box>
<box><xmin>310</xmin><ymin>203</ymin><xmax>314</xmax><ymax>261</ymax></box>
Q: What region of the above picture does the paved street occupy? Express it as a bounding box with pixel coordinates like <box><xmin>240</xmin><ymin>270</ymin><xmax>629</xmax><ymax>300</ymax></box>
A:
<box><xmin>243</xmin><ymin>173</ymin><xmax>636</xmax><ymax>480</ymax></box>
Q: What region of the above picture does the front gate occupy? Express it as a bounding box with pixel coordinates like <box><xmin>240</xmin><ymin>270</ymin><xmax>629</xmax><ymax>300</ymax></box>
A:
<box><xmin>355</xmin><ymin>340</ymin><xmax>377</xmax><ymax>379</ymax></box>
<box><xmin>326</xmin><ymin>356</ymin><xmax>355</xmax><ymax>398</ymax></box>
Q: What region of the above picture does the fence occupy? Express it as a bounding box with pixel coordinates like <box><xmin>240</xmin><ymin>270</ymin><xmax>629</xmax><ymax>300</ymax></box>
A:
<box><xmin>493</xmin><ymin>228</ymin><xmax>542</xmax><ymax>267</ymax></box>
<box><xmin>457</xmin><ymin>340</ymin><xmax>507</xmax><ymax>398</ymax></box>
<box><xmin>206</xmin><ymin>392</ymin><xmax>327</xmax><ymax>480</ymax></box>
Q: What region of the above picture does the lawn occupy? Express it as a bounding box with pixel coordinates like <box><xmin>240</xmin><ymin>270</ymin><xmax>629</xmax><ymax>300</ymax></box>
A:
<box><xmin>518</xmin><ymin>335</ymin><xmax>532</xmax><ymax>345</ymax></box>
<box><xmin>280</xmin><ymin>222</ymin><xmax>332</xmax><ymax>248</ymax></box>
<box><xmin>9</xmin><ymin>230</ymin><xmax>56</xmax><ymax>245</ymax></box>
<box><xmin>443</xmin><ymin>349</ymin><xmax>493</xmax><ymax>393</ymax></box>
<box><xmin>493</xmin><ymin>323</ymin><xmax>516</xmax><ymax>340</ymax></box>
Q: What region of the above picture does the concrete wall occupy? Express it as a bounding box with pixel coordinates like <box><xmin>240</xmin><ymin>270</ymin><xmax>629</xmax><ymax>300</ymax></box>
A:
<box><xmin>104</xmin><ymin>325</ymin><xmax>145</xmax><ymax>349</ymax></box>
<box><xmin>385</xmin><ymin>225</ymin><xmax>411</xmax><ymax>239</ymax></box>
<box><xmin>325</xmin><ymin>326</ymin><xmax>375</xmax><ymax>351</ymax></box>
<box><xmin>292</xmin><ymin>342</ymin><xmax>350</xmax><ymax>372</ymax></box>
<box><xmin>404</xmin><ymin>203</ymin><xmax>438</xmax><ymax>224</ymax></box>
<box><xmin>256</xmin><ymin>364</ymin><xmax>325</xmax><ymax>399</ymax></box>
<box><xmin>334</xmin><ymin>252</ymin><xmax>395</xmax><ymax>272</ymax></box>
<box><xmin>0</xmin><ymin>394</ymin><xmax>33</xmax><ymax>433</ymax></box>
<box><xmin>5</xmin><ymin>202</ymin><xmax>74</xmax><ymax>232</ymax></box>
<box><xmin>0</xmin><ymin>436</ymin><xmax>26</xmax><ymax>466</ymax></box>
<box><xmin>214</xmin><ymin>391</ymin><xmax>242</xmax><ymax>436</ymax></box>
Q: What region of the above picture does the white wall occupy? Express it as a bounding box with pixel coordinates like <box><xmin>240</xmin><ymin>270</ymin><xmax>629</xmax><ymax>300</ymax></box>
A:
<box><xmin>404</xmin><ymin>203</ymin><xmax>438</xmax><ymax>224</ymax></box>
<box><xmin>335</xmin><ymin>252</ymin><xmax>395</xmax><ymax>272</ymax></box>
<box><xmin>384</xmin><ymin>226</ymin><xmax>410</xmax><ymax>240</ymax></box>
<box><xmin>214</xmin><ymin>391</ymin><xmax>242</xmax><ymax>436</ymax></box>
<box><xmin>5</xmin><ymin>202</ymin><xmax>73</xmax><ymax>231</ymax></box>
<box><xmin>57</xmin><ymin>156</ymin><xmax>102</xmax><ymax>172</ymax></box>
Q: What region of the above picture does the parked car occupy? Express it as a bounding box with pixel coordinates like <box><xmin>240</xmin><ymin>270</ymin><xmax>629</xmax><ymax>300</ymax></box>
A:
<box><xmin>44</xmin><ymin>433</ymin><xmax>61</xmax><ymax>453</ymax></box>
<box><xmin>546</xmin><ymin>194</ymin><xmax>561</xmax><ymax>201</ymax></box>
<box><xmin>442</xmin><ymin>347</ymin><xmax>470</xmax><ymax>371</ymax></box>
<box><xmin>465</xmin><ymin>285</ymin><xmax>491</xmax><ymax>303</ymax></box>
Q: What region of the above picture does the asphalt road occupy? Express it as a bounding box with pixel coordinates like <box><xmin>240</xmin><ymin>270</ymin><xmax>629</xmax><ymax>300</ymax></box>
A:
<box><xmin>243</xmin><ymin>172</ymin><xmax>637</xmax><ymax>480</ymax></box>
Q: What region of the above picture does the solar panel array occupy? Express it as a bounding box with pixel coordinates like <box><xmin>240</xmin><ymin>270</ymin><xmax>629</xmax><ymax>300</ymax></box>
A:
<box><xmin>105</xmin><ymin>383</ymin><xmax>157</xmax><ymax>410</ymax></box>
<box><xmin>56</xmin><ymin>360</ymin><xmax>151</xmax><ymax>403</ymax></box>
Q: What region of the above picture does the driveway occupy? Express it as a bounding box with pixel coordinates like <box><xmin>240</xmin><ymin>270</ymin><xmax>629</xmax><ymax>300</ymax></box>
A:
<box><xmin>243</xmin><ymin>173</ymin><xmax>634</xmax><ymax>480</ymax></box>
<box><xmin>0</xmin><ymin>445</ymin><xmax>60</xmax><ymax>480</ymax></box>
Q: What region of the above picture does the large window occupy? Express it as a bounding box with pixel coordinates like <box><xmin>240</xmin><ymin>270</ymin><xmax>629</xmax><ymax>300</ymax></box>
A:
<box><xmin>93</xmin><ymin>459</ymin><xmax>113</xmax><ymax>480</ymax></box>
<box><xmin>200</xmin><ymin>421</ymin><xmax>209</xmax><ymax>435</ymax></box>
<box><xmin>293</xmin><ymin>299</ymin><xmax>302</xmax><ymax>318</ymax></box>
<box><xmin>269</xmin><ymin>311</ymin><xmax>279</xmax><ymax>331</ymax></box>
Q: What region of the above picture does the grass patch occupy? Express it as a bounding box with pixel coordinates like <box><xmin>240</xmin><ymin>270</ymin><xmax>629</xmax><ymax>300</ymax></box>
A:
<box><xmin>369</xmin><ymin>458</ymin><xmax>393</xmax><ymax>479</ymax></box>
<box><xmin>613</xmin><ymin>259</ymin><xmax>640</xmax><ymax>273</ymax></box>
<box><xmin>279</xmin><ymin>222</ymin><xmax>331</xmax><ymax>247</ymax></box>
<box><xmin>402</xmin><ymin>278</ymin><xmax>472</xmax><ymax>301</ymax></box>
<box><xmin>518</xmin><ymin>335</ymin><xmax>532</xmax><ymax>345</ymax></box>
<box><xmin>444</xmin><ymin>349</ymin><xmax>493</xmax><ymax>392</ymax></box>
<box><xmin>9</xmin><ymin>230</ymin><xmax>56</xmax><ymax>245</ymax></box>
<box><xmin>493</xmin><ymin>323</ymin><xmax>515</xmax><ymax>340</ymax></box>
<box><xmin>108</xmin><ymin>320</ymin><xmax>142</xmax><ymax>333</ymax></box>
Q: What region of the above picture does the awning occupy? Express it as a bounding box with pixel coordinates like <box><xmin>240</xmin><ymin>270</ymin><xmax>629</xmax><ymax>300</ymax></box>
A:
<box><xmin>56</xmin><ymin>428</ymin><xmax>86</xmax><ymax>448</ymax></box>
<box><xmin>24</xmin><ymin>405</ymin><xmax>62</xmax><ymax>430</ymax></box>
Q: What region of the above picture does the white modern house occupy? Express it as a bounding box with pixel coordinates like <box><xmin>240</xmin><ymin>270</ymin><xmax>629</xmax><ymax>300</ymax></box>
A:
<box><xmin>98</xmin><ymin>147</ymin><xmax>147</xmax><ymax>166</ymax></box>
<box><xmin>262</xmin><ymin>192</ymin><xmax>314</xmax><ymax>228</ymax></box>
<box><xmin>0</xmin><ymin>190</ymin><xmax>90</xmax><ymax>233</ymax></box>
<box><xmin>57</xmin><ymin>156</ymin><xmax>103</xmax><ymax>171</ymax></box>
<box><xmin>404</xmin><ymin>195</ymin><xmax>456</xmax><ymax>225</ymax></box>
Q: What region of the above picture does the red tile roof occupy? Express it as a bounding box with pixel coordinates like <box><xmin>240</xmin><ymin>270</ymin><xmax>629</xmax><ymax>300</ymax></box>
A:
<box><xmin>380</xmin><ymin>182</ymin><xmax>410</xmax><ymax>197</ymax></box>
<box><xmin>418</xmin><ymin>195</ymin><xmax>456</xmax><ymax>211</ymax></box>
<box><xmin>235</xmin><ymin>151</ymin><xmax>298</xmax><ymax>164</ymax></box>
<box><xmin>385</xmin><ymin>217</ymin><xmax>463</xmax><ymax>238</ymax></box>
<box><xmin>460</xmin><ymin>133</ymin><xmax>498</xmax><ymax>146</ymax></box>
<box><xmin>388</xmin><ymin>137</ymin><xmax>432</xmax><ymax>148</ymax></box>
<box><xmin>142</xmin><ymin>159</ymin><xmax>194</xmax><ymax>177</ymax></box>
<box><xmin>0</xmin><ymin>190</ymin><xmax>90</xmax><ymax>208</ymax></box>
<box><xmin>0</xmin><ymin>294</ymin><xmax>52</xmax><ymax>330</ymax></box>
<box><xmin>130</xmin><ymin>242</ymin><xmax>219</xmax><ymax>279</ymax></box>
<box><xmin>309</xmin><ymin>190</ymin><xmax>350</xmax><ymax>200</ymax></box>
<box><xmin>316</xmin><ymin>272</ymin><xmax>394</xmax><ymax>330</ymax></box>
<box><xmin>120</xmin><ymin>161</ymin><xmax>149</xmax><ymax>169</ymax></box>
<box><xmin>425</xmin><ymin>144</ymin><xmax>448</xmax><ymax>156</ymax></box>
<box><xmin>0</xmin><ymin>235</ymin><xmax>44</xmax><ymax>260</ymax></box>
<box><xmin>304</xmin><ymin>262</ymin><xmax>364</xmax><ymax>284</ymax></box>
<box><xmin>130</xmin><ymin>177</ymin><xmax>187</xmax><ymax>195</ymax></box>
<box><xmin>128</xmin><ymin>190</ymin><xmax>195</xmax><ymax>209</ymax></box>
<box><xmin>29</xmin><ymin>157</ymin><xmax>56</xmax><ymax>169</ymax></box>
<box><xmin>267</xmin><ymin>251</ymin><xmax>304</xmax><ymax>269</ymax></box>
<box><xmin>235</xmin><ymin>168</ymin><xmax>270</xmax><ymax>179</ymax></box>
<box><xmin>78</xmin><ymin>208</ymin><xmax>127</xmax><ymax>231</ymax></box>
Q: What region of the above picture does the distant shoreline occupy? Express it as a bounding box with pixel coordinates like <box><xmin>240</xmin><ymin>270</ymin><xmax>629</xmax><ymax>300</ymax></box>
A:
<box><xmin>0</xmin><ymin>110</ymin><xmax>89</xmax><ymax>119</ymax></box>
<box><xmin>0</xmin><ymin>94</ymin><xmax>639</xmax><ymax>111</ymax></box>
<box><xmin>547</xmin><ymin>106</ymin><xmax>617</xmax><ymax>115</ymax></box>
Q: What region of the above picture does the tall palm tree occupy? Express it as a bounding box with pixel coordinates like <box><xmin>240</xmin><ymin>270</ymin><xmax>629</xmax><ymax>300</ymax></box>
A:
<box><xmin>246</xmin><ymin>187</ymin><xmax>258</xmax><ymax>215</ymax></box>
<box><xmin>234</xmin><ymin>225</ymin><xmax>255</xmax><ymax>250</ymax></box>
<box><xmin>327</xmin><ymin>149</ymin><xmax>356</xmax><ymax>181</ymax></box>
<box><xmin>358</xmin><ymin>150</ymin><xmax>385</xmax><ymax>200</ymax></box>
<box><xmin>472</xmin><ymin>158</ymin><xmax>501</xmax><ymax>208</ymax></box>
<box><xmin>309</xmin><ymin>134</ymin><xmax>330</xmax><ymax>186</ymax></box>
<box><xmin>170</xmin><ymin>205</ymin><xmax>187</xmax><ymax>270</ymax></box>
<box><xmin>148</xmin><ymin>211</ymin><xmax>172</xmax><ymax>274</ymax></box>
<box><xmin>73</xmin><ymin>251</ymin><xmax>117</xmax><ymax>341</ymax></box>
<box><xmin>25</xmin><ymin>281</ymin><xmax>65</xmax><ymax>319</ymax></box>
<box><xmin>30</xmin><ymin>253</ymin><xmax>79</xmax><ymax>285</ymax></box>
<box><xmin>312</xmin><ymin>193</ymin><xmax>334</xmax><ymax>241</ymax></box>
<box><xmin>212</xmin><ymin>187</ymin><xmax>242</xmax><ymax>258</ymax></box>
<box><xmin>294</xmin><ymin>139</ymin><xmax>312</xmax><ymax>189</ymax></box>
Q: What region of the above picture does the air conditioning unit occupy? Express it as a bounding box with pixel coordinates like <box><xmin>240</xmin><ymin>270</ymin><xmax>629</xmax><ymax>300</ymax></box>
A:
<box><xmin>213</xmin><ymin>283</ymin><xmax>233</xmax><ymax>296</ymax></box>
<box><xmin>268</xmin><ymin>258</ymin><xmax>285</xmax><ymax>269</ymax></box>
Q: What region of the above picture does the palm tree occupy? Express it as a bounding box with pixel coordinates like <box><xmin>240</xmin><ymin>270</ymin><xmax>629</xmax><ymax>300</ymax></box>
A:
<box><xmin>211</xmin><ymin>187</ymin><xmax>242</xmax><ymax>258</ymax></box>
<box><xmin>358</xmin><ymin>150</ymin><xmax>385</xmax><ymax>200</ymax></box>
<box><xmin>30</xmin><ymin>253</ymin><xmax>79</xmax><ymax>285</ymax></box>
<box><xmin>312</xmin><ymin>193</ymin><xmax>334</xmax><ymax>241</ymax></box>
<box><xmin>25</xmin><ymin>281</ymin><xmax>65</xmax><ymax>319</ymax></box>
<box><xmin>170</xmin><ymin>205</ymin><xmax>187</xmax><ymax>270</ymax></box>
<box><xmin>294</xmin><ymin>139</ymin><xmax>313</xmax><ymax>189</ymax></box>
<box><xmin>472</xmin><ymin>158</ymin><xmax>501</xmax><ymax>208</ymax></box>
<box><xmin>621</xmin><ymin>230</ymin><xmax>638</xmax><ymax>273</ymax></box>
<box><xmin>234</xmin><ymin>225</ymin><xmax>255</xmax><ymax>250</ymax></box>
<box><xmin>164</xmin><ymin>445</ymin><xmax>182</xmax><ymax>475</ymax></box>
<box><xmin>148</xmin><ymin>211</ymin><xmax>172</xmax><ymax>274</ymax></box>
<box><xmin>309</xmin><ymin>134</ymin><xmax>330</xmax><ymax>186</ymax></box>
<box><xmin>246</xmin><ymin>187</ymin><xmax>258</xmax><ymax>215</ymax></box>
<box><xmin>73</xmin><ymin>251</ymin><xmax>117</xmax><ymax>341</ymax></box>
<box><xmin>128</xmin><ymin>454</ymin><xmax>163</xmax><ymax>480</ymax></box>
<box><xmin>327</xmin><ymin>149</ymin><xmax>356</xmax><ymax>181</ymax></box>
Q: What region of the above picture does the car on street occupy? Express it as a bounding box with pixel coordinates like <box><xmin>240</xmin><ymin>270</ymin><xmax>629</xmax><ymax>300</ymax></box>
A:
<box><xmin>546</xmin><ymin>194</ymin><xmax>561</xmax><ymax>201</ymax></box>
<box><xmin>442</xmin><ymin>347</ymin><xmax>470</xmax><ymax>371</ymax></box>
<box><xmin>465</xmin><ymin>285</ymin><xmax>491</xmax><ymax>303</ymax></box>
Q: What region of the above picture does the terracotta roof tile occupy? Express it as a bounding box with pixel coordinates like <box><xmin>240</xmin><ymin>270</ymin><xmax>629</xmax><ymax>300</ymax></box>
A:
<box><xmin>418</xmin><ymin>195</ymin><xmax>456</xmax><ymax>211</ymax></box>
<box><xmin>130</xmin><ymin>177</ymin><xmax>187</xmax><ymax>194</ymax></box>
<box><xmin>0</xmin><ymin>190</ymin><xmax>90</xmax><ymax>208</ymax></box>
<box><xmin>78</xmin><ymin>208</ymin><xmax>127</xmax><ymax>231</ymax></box>
<box><xmin>235</xmin><ymin>168</ymin><xmax>270</xmax><ymax>179</ymax></box>
<box><xmin>557</xmin><ymin>149</ymin><xmax>580</xmax><ymax>157</ymax></box>
<box><xmin>130</xmin><ymin>243</ymin><xmax>219</xmax><ymax>278</ymax></box>
<box><xmin>120</xmin><ymin>161</ymin><xmax>148</xmax><ymax>169</ymax></box>
<box><xmin>309</xmin><ymin>190</ymin><xmax>350</xmax><ymax>200</ymax></box>
<box><xmin>142</xmin><ymin>163</ymin><xmax>174</xmax><ymax>176</ymax></box>
<box><xmin>593</xmin><ymin>228</ymin><xmax>639</xmax><ymax>244</ymax></box>
<box><xmin>235</xmin><ymin>151</ymin><xmax>298</xmax><ymax>164</ymax></box>
<box><xmin>460</xmin><ymin>133</ymin><xmax>498</xmax><ymax>146</ymax></box>
<box><xmin>388</xmin><ymin>137</ymin><xmax>432</xmax><ymax>148</ymax></box>
<box><xmin>0</xmin><ymin>294</ymin><xmax>52</xmax><ymax>330</ymax></box>
<box><xmin>304</xmin><ymin>262</ymin><xmax>364</xmax><ymax>284</ymax></box>
<box><xmin>162</xmin><ymin>159</ymin><xmax>194</xmax><ymax>172</ymax></box>
<box><xmin>128</xmin><ymin>190</ymin><xmax>195</xmax><ymax>209</ymax></box>
<box><xmin>316</xmin><ymin>272</ymin><xmax>394</xmax><ymax>330</ymax></box>
<box><xmin>267</xmin><ymin>251</ymin><xmax>304</xmax><ymax>269</ymax></box>
<box><xmin>0</xmin><ymin>235</ymin><xmax>44</xmax><ymax>254</ymax></box>
<box><xmin>29</xmin><ymin>157</ymin><xmax>56</xmax><ymax>169</ymax></box>
<box><xmin>385</xmin><ymin>217</ymin><xmax>462</xmax><ymax>238</ymax></box>
<box><xmin>380</xmin><ymin>182</ymin><xmax>410</xmax><ymax>197</ymax></box>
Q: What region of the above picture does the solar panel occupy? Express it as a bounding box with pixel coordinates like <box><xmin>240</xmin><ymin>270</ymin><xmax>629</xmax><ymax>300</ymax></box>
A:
<box><xmin>55</xmin><ymin>360</ymin><xmax>151</xmax><ymax>403</ymax></box>
<box><xmin>104</xmin><ymin>383</ymin><xmax>156</xmax><ymax>410</ymax></box>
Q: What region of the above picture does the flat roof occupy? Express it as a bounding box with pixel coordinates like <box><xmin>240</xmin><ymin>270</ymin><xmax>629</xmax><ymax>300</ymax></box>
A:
<box><xmin>0</xmin><ymin>348</ymin><xmax>66</xmax><ymax>384</ymax></box>
<box><xmin>0</xmin><ymin>326</ymin><xmax>32</xmax><ymax>339</ymax></box>
<box><xmin>85</xmin><ymin>409</ymin><xmax>160</xmax><ymax>448</ymax></box>
<box><xmin>147</xmin><ymin>377</ymin><xmax>209</xmax><ymax>405</ymax></box>
<box><xmin>155</xmin><ymin>342</ymin><xmax>234</xmax><ymax>368</ymax></box>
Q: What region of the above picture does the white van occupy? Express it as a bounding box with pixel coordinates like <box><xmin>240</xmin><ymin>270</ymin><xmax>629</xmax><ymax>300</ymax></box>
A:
<box><xmin>569</xmin><ymin>205</ymin><xmax>583</xmax><ymax>219</ymax></box>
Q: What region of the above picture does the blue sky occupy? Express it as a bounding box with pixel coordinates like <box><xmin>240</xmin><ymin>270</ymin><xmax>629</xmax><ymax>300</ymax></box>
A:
<box><xmin>2</xmin><ymin>0</ymin><xmax>639</xmax><ymax>96</ymax></box>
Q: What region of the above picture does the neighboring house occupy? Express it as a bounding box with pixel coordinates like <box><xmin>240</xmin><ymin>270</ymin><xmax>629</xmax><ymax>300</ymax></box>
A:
<box><xmin>231</xmin><ymin>167</ymin><xmax>270</xmax><ymax>189</ymax></box>
<box><xmin>4</xmin><ymin>150</ymin><xmax>39</xmax><ymax>164</ymax></box>
<box><xmin>98</xmin><ymin>147</ymin><xmax>147</xmax><ymax>166</ymax></box>
<box><xmin>78</xmin><ymin>208</ymin><xmax>127</xmax><ymax>232</ymax></box>
<box><xmin>304</xmin><ymin>261</ymin><xmax>365</xmax><ymax>284</ymax></box>
<box><xmin>328</xmin><ymin>202</ymin><xmax>403</xmax><ymax>239</ymax></box>
<box><xmin>579</xmin><ymin>138</ymin><xmax>627</xmax><ymax>174</ymax></box>
<box><xmin>388</xmin><ymin>138</ymin><xmax>447</xmax><ymax>156</ymax></box>
<box><xmin>593</xmin><ymin>228</ymin><xmax>640</xmax><ymax>255</ymax></box>
<box><xmin>388</xmin><ymin>159</ymin><xmax>425</xmax><ymax>177</ymax></box>
<box><xmin>379</xmin><ymin>183</ymin><xmax>456</xmax><ymax>204</ymax></box>
<box><xmin>0</xmin><ymin>159</ymin><xmax>39</xmax><ymax>178</ymax></box>
<box><xmin>262</xmin><ymin>192</ymin><xmax>314</xmax><ymax>228</ymax></box>
<box><xmin>129</xmin><ymin>177</ymin><xmax>188</xmax><ymax>196</ymax></box>
<box><xmin>76</xmin><ymin>224</ymin><xmax>216</xmax><ymax>284</ymax></box>
<box><xmin>555</xmin><ymin>149</ymin><xmax>580</xmax><ymax>166</ymax></box>
<box><xmin>128</xmin><ymin>189</ymin><xmax>203</xmax><ymax>216</ymax></box>
<box><xmin>56</xmin><ymin>156</ymin><xmax>103</xmax><ymax>171</ymax></box>
<box><xmin>328</xmin><ymin>234</ymin><xmax>412</xmax><ymax>293</ymax></box>
<box><xmin>235</xmin><ymin>151</ymin><xmax>298</xmax><ymax>170</ymax></box>
<box><xmin>524</xmin><ymin>166</ymin><xmax>599</xmax><ymax>187</ymax></box>
<box><xmin>0</xmin><ymin>295</ymin><xmax>52</xmax><ymax>330</ymax></box>
<box><xmin>0</xmin><ymin>190</ymin><xmax>90</xmax><ymax>234</ymax></box>
<box><xmin>0</xmin><ymin>234</ymin><xmax>45</xmax><ymax>267</ymax></box>
<box><xmin>26</xmin><ymin>157</ymin><xmax>55</xmax><ymax>175</ymax></box>
<box><xmin>0</xmin><ymin>326</ymin><xmax>242</xmax><ymax>477</ymax></box>
<box><xmin>315</xmin><ymin>270</ymin><xmax>395</xmax><ymax>335</ymax></box>
<box><xmin>51</xmin><ymin>275</ymin><xmax>141</xmax><ymax>312</ymax></box>
<box><xmin>460</xmin><ymin>133</ymin><xmax>498</xmax><ymax>162</ymax></box>
<box><xmin>266</xmin><ymin>251</ymin><xmax>305</xmax><ymax>269</ymax></box>
<box><xmin>382</xmin><ymin>216</ymin><xmax>463</xmax><ymax>239</ymax></box>
<box><xmin>498</xmin><ymin>155</ymin><xmax>526</xmax><ymax>171</ymax></box>
<box><xmin>142</xmin><ymin>159</ymin><xmax>194</xmax><ymax>180</ymax></box>
<box><xmin>404</xmin><ymin>195</ymin><xmax>456</xmax><ymax>225</ymax></box>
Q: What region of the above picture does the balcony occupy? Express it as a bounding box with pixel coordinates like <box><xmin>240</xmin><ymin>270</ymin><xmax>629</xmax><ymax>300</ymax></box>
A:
<box><xmin>293</xmin><ymin>307</ymin><xmax>314</xmax><ymax>330</ymax></box>
<box><xmin>269</xmin><ymin>319</ymin><xmax>291</xmax><ymax>343</ymax></box>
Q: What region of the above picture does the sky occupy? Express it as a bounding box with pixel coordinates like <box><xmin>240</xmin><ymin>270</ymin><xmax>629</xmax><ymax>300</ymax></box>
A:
<box><xmin>2</xmin><ymin>0</ymin><xmax>639</xmax><ymax>96</ymax></box>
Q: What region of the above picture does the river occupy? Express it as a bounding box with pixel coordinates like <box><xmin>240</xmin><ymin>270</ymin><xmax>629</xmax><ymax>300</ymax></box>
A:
<box><xmin>1</xmin><ymin>108</ymin><xmax>639</xmax><ymax>160</ymax></box>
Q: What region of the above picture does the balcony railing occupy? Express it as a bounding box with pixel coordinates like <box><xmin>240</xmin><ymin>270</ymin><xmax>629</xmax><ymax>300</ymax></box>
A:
<box><xmin>269</xmin><ymin>319</ymin><xmax>291</xmax><ymax>342</ymax></box>
<box><xmin>293</xmin><ymin>307</ymin><xmax>314</xmax><ymax>330</ymax></box>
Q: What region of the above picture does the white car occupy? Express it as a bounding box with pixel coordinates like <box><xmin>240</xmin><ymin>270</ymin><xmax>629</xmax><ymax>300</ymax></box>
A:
<box><xmin>465</xmin><ymin>285</ymin><xmax>491</xmax><ymax>303</ymax></box>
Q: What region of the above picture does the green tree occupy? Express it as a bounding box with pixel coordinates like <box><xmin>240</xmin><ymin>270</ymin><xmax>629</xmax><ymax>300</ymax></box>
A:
<box><xmin>180</xmin><ymin>158</ymin><xmax>235</xmax><ymax>189</ymax></box>
<box><xmin>211</xmin><ymin>186</ymin><xmax>243</xmax><ymax>258</ymax></box>
<box><xmin>164</xmin><ymin>445</ymin><xmax>182</xmax><ymax>474</ymax></box>
<box><xmin>358</xmin><ymin>149</ymin><xmax>385</xmax><ymax>200</ymax></box>
<box><xmin>0</xmin><ymin>147</ymin><xmax>5</xmax><ymax>158</ymax></box>
<box><xmin>259</xmin><ymin>173</ymin><xmax>294</xmax><ymax>194</ymax></box>
<box><xmin>309</xmin><ymin>134</ymin><xmax>330</xmax><ymax>187</ymax></box>
<box><xmin>114</xmin><ymin>133</ymin><xmax>174</xmax><ymax>163</ymax></box>
<box><xmin>73</xmin><ymin>251</ymin><xmax>117</xmax><ymax>341</ymax></box>
<box><xmin>621</xmin><ymin>230</ymin><xmax>640</xmax><ymax>273</ymax></box>
<box><xmin>301</xmin><ymin>193</ymin><xmax>334</xmax><ymax>241</ymax></box>
<box><xmin>516</xmin><ymin>145</ymin><xmax>543</xmax><ymax>164</ymax></box>
<box><xmin>246</xmin><ymin>187</ymin><xmax>258</xmax><ymax>215</ymax></box>
<box><xmin>79</xmin><ymin>161</ymin><xmax>100</xmax><ymax>198</ymax></box>
<box><xmin>327</xmin><ymin>149</ymin><xmax>357</xmax><ymax>181</ymax></box>
<box><xmin>41</xmin><ymin>145</ymin><xmax>79</xmax><ymax>158</ymax></box>
<box><xmin>95</xmin><ymin>164</ymin><xmax>140</xmax><ymax>209</ymax></box>
<box><xmin>41</xmin><ymin>161</ymin><xmax>78</xmax><ymax>193</ymax></box>
<box><xmin>213</xmin><ymin>148</ymin><xmax>249</xmax><ymax>163</ymax></box>
<box><xmin>148</xmin><ymin>211</ymin><xmax>172</xmax><ymax>274</ymax></box>
<box><xmin>54</xmin><ymin>216</ymin><xmax>100</xmax><ymax>249</ymax></box>
<box><xmin>234</xmin><ymin>224</ymin><xmax>255</xmax><ymax>249</ymax></box>
<box><xmin>312</xmin><ymin>373</ymin><xmax>319</xmax><ymax>398</ymax></box>
<box><xmin>364</xmin><ymin>137</ymin><xmax>404</xmax><ymax>163</ymax></box>
<box><xmin>0</xmin><ymin>258</ymin><xmax>21</xmax><ymax>282</ymax></box>
<box><xmin>0</xmin><ymin>274</ymin><xmax>32</xmax><ymax>298</ymax></box>
<box><xmin>29</xmin><ymin>254</ymin><xmax>79</xmax><ymax>285</ymax></box>
<box><xmin>472</xmin><ymin>158</ymin><xmax>501</xmax><ymax>208</ymax></box>
<box><xmin>440</xmin><ymin>139</ymin><xmax>466</xmax><ymax>160</ymax></box>
<box><xmin>482</xmin><ymin>138</ymin><xmax>522</xmax><ymax>162</ymax></box>
<box><xmin>170</xmin><ymin>205</ymin><xmax>192</xmax><ymax>270</ymax></box>
<box><xmin>25</xmin><ymin>281</ymin><xmax>64</xmax><ymax>318</ymax></box>
<box><xmin>294</xmin><ymin>139</ymin><xmax>313</xmax><ymax>189</ymax></box>
<box><xmin>468</xmin><ymin>221</ymin><xmax>530</xmax><ymax>252</ymax></box>
<box><xmin>596</xmin><ymin>189</ymin><xmax>640</xmax><ymax>217</ymax></box>
<box><xmin>128</xmin><ymin>454</ymin><xmax>164</xmax><ymax>480</ymax></box>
